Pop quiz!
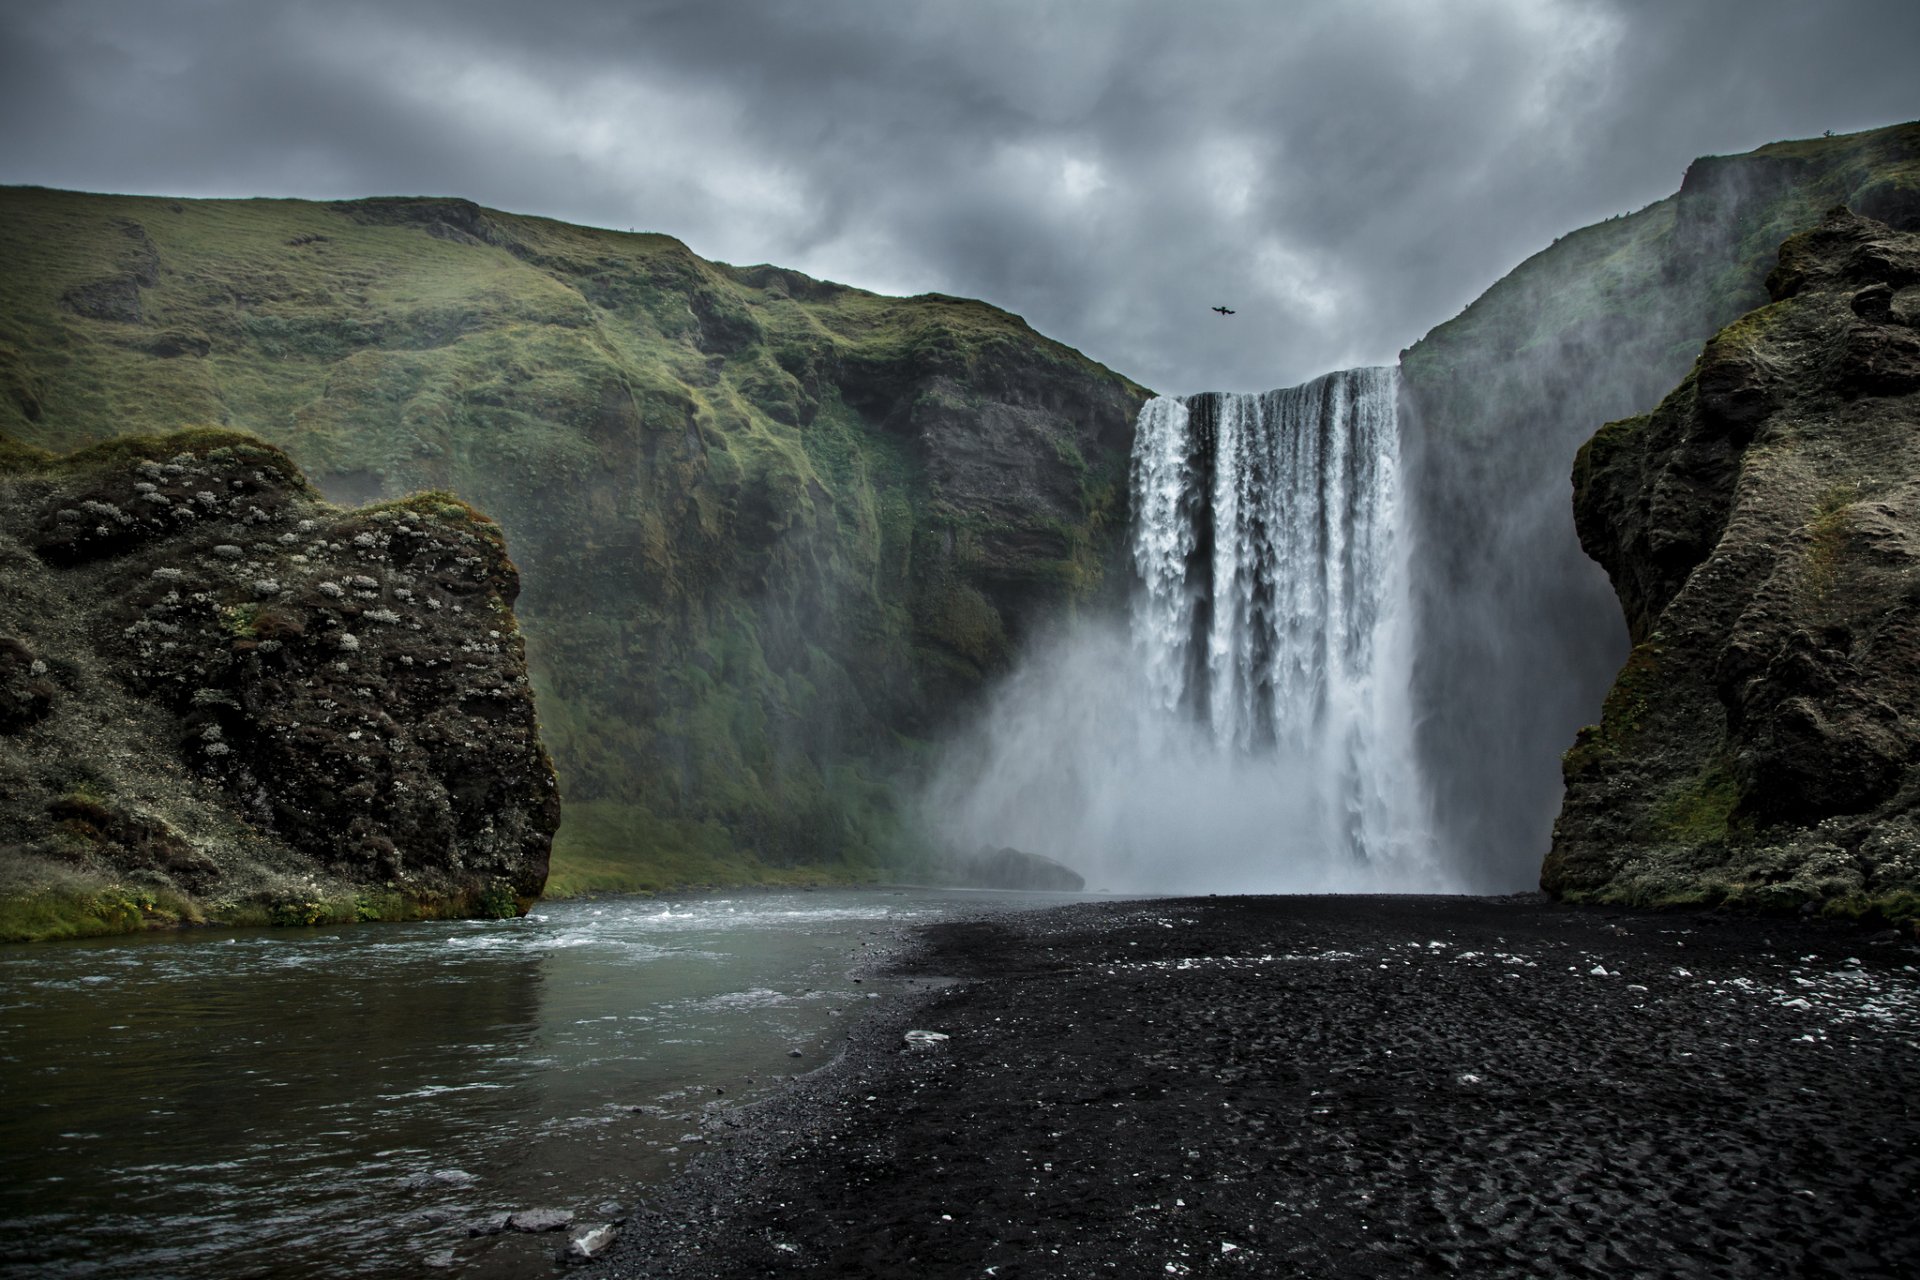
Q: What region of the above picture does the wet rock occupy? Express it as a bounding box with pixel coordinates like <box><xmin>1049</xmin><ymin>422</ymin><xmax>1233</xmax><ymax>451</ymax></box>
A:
<box><xmin>400</xmin><ymin>1168</ymin><xmax>475</xmax><ymax>1191</ymax></box>
<box><xmin>466</xmin><ymin>1212</ymin><xmax>511</xmax><ymax>1237</ymax></box>
<box><xmin>507</xmin><ymin>1208</ymin><xmax>574</xmax><ymax>1233</ymax></box>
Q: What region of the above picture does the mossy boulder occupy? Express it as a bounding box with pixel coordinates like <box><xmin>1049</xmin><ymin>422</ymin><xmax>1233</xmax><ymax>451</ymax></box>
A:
<box><xmin>0</xmin><ymin>430</ymin><xmax>558</xmax><ymax>940</ymax></box>
<box><xmin>1548</xmin><ymin>210</ymin><xmax>1920</xmax><ymax>922</ymax></box>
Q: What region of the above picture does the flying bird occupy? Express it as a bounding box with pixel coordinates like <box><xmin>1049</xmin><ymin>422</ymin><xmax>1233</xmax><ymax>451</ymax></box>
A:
<box><xmin>1212</xmin><ymin>305</ymin><xmax>1235</xmax><ymax>315</ymax></box>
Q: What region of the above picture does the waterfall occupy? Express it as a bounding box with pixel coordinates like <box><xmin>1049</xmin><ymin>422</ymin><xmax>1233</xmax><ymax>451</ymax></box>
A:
<box><xmin>1130</xmin><ymin>367</ymin><xmax>1428</xmax><ymax>873</ymax></box>
<box><xmin>921</xmin><ymin>366</ymin><xmax>1442</xmax><ymax>893</ymax></box>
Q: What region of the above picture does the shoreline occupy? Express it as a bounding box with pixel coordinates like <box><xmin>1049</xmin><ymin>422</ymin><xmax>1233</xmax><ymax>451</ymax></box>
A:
<box><xmin>600</xmin><ymin>894</ymin><xmax>1920</xmax><ymax>1278</ymax></box>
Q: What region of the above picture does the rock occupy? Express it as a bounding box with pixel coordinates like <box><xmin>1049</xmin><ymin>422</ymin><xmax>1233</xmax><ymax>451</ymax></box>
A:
<box><xmin>465</xmin><ymin>1212</ymin><xmax>511</xmax><ymax>1237</ymax></box>
<box><xmin>561</xmin><ymin>1222</ymin><xmax>619</xmax><ymax>1264</ymax></box>
<box><xmin>904</xmin><ymin>1030</ymin><xmax>950</xmax><ymax>1049</ymax></box>
<box><xmin>1550</xmin><ymin>209</ymin><xmax>1920</xmax><ymax>919</ymax></box>
<box><xmin>943</xmin><ymin>845</ymin><xmax>1086</xmax><ymax>892</ymax></box>
<box><xmin>0</xmin><ymin>637</ymin><xmax>55</xmax><ymax>730</ymax></box>
<box><xmin>0</xmin><ymin>431</ymin><xmax>558</xmax><ymax>939</ymax></box>
<box><xmin>507</xmin><ymin>1208</ymin><xmax>575</xmax><ymax>1233</ymax></box>
<box><xmin>400</xmin><ymin>1168</ymin><xmax>475</xmax><ymax>1191</ymax></box>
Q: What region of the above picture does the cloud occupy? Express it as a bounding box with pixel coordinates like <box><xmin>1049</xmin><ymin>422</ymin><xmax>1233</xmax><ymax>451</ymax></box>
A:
<box><xmin>2</xmin><ymin>0</ymin><xmax>1915</xmax><ymax>392</ymax></box>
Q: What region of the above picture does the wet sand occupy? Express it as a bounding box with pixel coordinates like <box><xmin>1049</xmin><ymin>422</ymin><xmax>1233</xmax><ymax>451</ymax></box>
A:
<box><xmin>599</xmin><ymin>896</ymin><xmax>1920</xmax><ymax>1278</ymax></box>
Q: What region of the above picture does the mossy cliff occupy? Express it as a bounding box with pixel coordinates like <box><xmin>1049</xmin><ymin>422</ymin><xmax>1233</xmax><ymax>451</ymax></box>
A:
<box><xmin>1548</xmin><ymin>210</ymin><xmax>1920</xmax><ymax>920</ymax></box>
<box><xmin>0</xmin><ymin>189</ymin><xmax>1147</xmax><ymax>893</ymax></box>
<box><xmin>0</xmin><ymin>430</ymin><xmax>558</xmax><ymax>940</ymax></box>
<box><xmin>1399</xmin><ymin>121</ymin><xmax>1920</xmax><ymax>886</ymax></box>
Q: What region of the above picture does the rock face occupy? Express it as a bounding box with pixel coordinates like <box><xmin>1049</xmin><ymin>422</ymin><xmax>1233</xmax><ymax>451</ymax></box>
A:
<box><xmin>1400</xmin><ymin>121</ymin><xmax>1920</xmax><ymax>889</ymax></box>
<box><xmin>0</xmin><ymin>430</ymin><xmax>558</xmax><ymax>938</ymax></box>
<box><xmin>1547</xmin><ymin>210</ymin><xmax>1920</xmax><ymax>917</ymax></box>
<box><xmin>0</xmin><ymin>190</ymin><xmax>1145</xmax><ymax>890</ymax></box>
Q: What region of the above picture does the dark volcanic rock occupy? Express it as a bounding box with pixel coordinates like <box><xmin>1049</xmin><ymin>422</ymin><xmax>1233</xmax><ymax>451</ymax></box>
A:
<box><xmin>0</xmin><ymin>429</ymin><xmax>558</xmax><ymax>936</ymax></box>
<box><xmin>1549</xmin><ymin>210</ymin><xmax>1920</xmax><ymax>917</ymax></box>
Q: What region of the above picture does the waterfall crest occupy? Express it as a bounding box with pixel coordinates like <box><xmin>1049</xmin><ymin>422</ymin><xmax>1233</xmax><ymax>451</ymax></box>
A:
<box><xmin>921</xmin><ymin>367</ymin><xmax>1442</xmax><ymax>893</ymax></box>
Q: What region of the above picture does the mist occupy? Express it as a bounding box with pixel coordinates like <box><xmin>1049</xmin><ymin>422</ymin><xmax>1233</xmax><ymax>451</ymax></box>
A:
<box><xmin>919</xmin><ymin>615</ymin><xmax>1464</xmax><ymax>895</ymax></box>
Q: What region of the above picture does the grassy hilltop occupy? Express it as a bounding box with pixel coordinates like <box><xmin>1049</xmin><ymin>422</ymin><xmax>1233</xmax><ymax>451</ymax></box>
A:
<box><xmin>0</xmin><ymin>191</ymin><xmax>1146</xmax><ymax>894</ymax></box>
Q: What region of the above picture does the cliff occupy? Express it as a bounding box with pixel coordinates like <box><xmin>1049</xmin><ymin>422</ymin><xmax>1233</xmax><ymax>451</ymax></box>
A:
<box><xmin>0</xmin><ymin>429</ymin><xmax>558</xmax><ymax>940</ymax></box>
<box><xmin>1399</xmin><ymin>121</ymin><xmax>1920</xmax><ymax>888</ymax></box>
<box><xmin>0</xmin><ymin>190</ymin><xmax>1147</xmax><ymax>892</ymax></box>
<box><xmin>1547</xmin><ymin>210</ymin><xmax>1920</xmax><ymax>919</ymax></box>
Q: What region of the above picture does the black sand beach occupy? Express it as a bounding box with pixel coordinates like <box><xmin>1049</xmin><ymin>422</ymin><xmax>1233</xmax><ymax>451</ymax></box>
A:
<box><xmin>600</xmin><ymin>897</ymin><xmax>1920</xmax><ymax>1279</ymax></box>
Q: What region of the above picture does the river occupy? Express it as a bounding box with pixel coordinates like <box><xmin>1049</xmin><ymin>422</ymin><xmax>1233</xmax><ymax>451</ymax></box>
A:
<box><xmin>0</xmin><ymin>888</ymin><xmax>1059</xmax><ymax>1278</ymax></box>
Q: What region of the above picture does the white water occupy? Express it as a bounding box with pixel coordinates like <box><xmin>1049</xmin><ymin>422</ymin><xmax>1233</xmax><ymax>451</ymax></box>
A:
<box><xmin>926</xmin><ymin>367</ymin><xmax>1446</xmax><ymax>893</ymax></box>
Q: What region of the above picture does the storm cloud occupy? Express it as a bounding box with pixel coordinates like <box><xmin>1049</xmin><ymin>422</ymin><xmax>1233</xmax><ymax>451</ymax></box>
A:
<box><xmin>2</xmin><ymin>0</ymin><xmax>1915</xmax><ymax>392</ymax></box>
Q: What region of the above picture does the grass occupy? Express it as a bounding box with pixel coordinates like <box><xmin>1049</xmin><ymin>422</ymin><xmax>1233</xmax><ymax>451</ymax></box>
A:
<box><xmin>0</xmin><ymin>879</ymin><xmax>206</xmax><ymax>944</ymax></box>
<box><xmin>1805</xmin><ymin>480</ymin><xmax>1860</xmax><ymax>600</ymax></box>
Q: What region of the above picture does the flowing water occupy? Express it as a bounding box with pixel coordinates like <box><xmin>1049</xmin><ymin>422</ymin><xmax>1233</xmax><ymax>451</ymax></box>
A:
<box><xmin>925</xmin><ymin>367</ymin><xmax>1441</xmax><ymax>893</ymax></box>
<box><xmin>0</xmin><ymin>889</ymin><xmax>1052</xmax><ymax>1279</ymax></box>
<box><xmin>1131</xmin><ymin>368</ymin><xmax>1428</xmax><ymax>871</ymax></box>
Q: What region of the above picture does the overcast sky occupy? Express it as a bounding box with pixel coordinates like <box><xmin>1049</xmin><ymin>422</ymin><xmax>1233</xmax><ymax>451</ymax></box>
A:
<box><xmin>3</xmin><ymin>0</ymin><xmax>1916</xmax><ymax>393</ymax></box>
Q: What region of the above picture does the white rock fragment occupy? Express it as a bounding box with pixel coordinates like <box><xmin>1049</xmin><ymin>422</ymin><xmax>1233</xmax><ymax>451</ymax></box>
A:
<box><xmin>904</xmin><ymin>1030</ymin><xmax>950</xmax><ymax>1049</ymax></box>
<box><xmin>563</xmin><ymin>1223</ymin><xmax>619</xmax><ymax>1263</ymax></box>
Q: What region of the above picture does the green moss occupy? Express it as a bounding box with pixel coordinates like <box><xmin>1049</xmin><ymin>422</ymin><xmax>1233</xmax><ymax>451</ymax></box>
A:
<box><xmin>0</xmin><ymin>882</ymin><xmax>203</xmax><ymax>943</ymax></box>
<box><xmin>1805</xmin><ymin>480</ymin><xmax>1859</xmax><ymax>600</ymax></box>
<box><xmin>1564</xmin><ymin>642</ymin><xmax>1665</xmax><ymax>779</ymax></box>
<box><xmin>35</xmin><ymin>428</ymin><xmax>316</xmax><ymax>493</ymax></box>
<box><xmin>1649</xmin><ymin>760</ymin><xmax>1744</xmax><ymax>846</ymax></box>
<box><xmin>0</xmin><ymin>429</ymin><xmax>52</xmax><ymax>471</ymax></box>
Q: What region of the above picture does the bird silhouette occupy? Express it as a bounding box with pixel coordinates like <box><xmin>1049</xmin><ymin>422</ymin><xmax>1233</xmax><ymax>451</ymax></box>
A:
<box><xmin>1212</xmin><ymin>306</ymin><xmax>1235</xmax><ymax>315</ymax></box>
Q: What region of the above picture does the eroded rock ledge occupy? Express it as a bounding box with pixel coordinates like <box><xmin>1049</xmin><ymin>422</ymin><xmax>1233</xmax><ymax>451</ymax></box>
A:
<box><xmin>1548</xmin><ymin>209</ymin><xmax>1920</xmax><ymax>920</ymax></box>
<box><xmin>0</xmin><ymin>429</ymin><xmax>558</xmax><ymax>940</ymax></box>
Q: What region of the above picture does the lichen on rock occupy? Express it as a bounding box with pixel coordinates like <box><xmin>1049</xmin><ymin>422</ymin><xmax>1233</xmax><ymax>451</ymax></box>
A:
<box><xmin>1549</xmin><ymin>209</ymin><xmax>1920</xmax><ymax>922</ymax></box>
<box><xmin>0</xmin><ymin>430</ymin><xmax>559</xmax><ymax>940</ymax></box>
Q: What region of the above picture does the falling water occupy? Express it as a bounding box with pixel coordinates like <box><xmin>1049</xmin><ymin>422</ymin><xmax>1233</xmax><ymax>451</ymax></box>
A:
<box><xmin>924</xmin><ymin>367</ymin><xmax>1441</xmax><ymax>892</ymax></box>
<box><xmin>1131</xmin><ymin>367</ymin><xmax>1424</xmax><ymax>869</ymax></box>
